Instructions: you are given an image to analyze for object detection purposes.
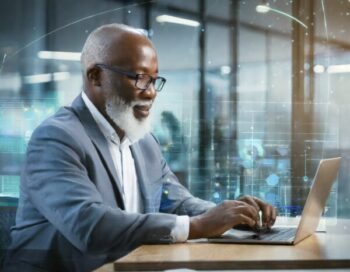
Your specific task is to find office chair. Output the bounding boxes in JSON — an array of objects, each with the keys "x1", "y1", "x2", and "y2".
[{"x1": 0, "y1": 197, "x2": 18, "y2": 267}]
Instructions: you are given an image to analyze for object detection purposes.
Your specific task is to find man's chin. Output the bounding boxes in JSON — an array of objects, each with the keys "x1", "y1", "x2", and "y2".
[{"x1": 105, "y1": 99, "x2": 152, "y2": 142}]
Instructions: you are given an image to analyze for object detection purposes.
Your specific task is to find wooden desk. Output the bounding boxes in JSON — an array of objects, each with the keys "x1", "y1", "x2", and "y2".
[{"x1": 96, "y1": 219, "x2": 350, "y2": 271}]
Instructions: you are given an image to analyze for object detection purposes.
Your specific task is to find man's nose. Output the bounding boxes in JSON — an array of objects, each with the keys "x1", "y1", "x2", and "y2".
[{"x1": 141, "y1": 82, "x2": 157, "y2": 100}]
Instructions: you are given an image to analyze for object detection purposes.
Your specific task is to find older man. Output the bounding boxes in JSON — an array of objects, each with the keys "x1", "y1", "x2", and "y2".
[{"x1": 4, "y1": 24, "x2": 276, "y2": 271}]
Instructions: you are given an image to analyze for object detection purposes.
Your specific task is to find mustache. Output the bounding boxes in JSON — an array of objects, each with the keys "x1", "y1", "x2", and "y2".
[
  {"x1": 130, "y1": 100, "x2": 153, "y2": 107},
  {"x1": 107, "y1": 91, "x2": 153, "y2": 109}
]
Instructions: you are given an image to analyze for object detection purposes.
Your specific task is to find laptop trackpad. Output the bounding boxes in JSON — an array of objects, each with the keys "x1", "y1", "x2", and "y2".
[{"x1": 208, "y1": 227, "x2": 296, "y2": 244}]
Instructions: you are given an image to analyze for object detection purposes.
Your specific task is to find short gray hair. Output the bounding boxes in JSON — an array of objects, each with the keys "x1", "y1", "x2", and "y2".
[{"x1": 80, "y1": 23, "x2": 145, "y2": 77}]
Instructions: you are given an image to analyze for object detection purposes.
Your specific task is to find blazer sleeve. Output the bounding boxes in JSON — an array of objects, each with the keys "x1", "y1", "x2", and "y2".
[{"x1": 24, "y1": 122, "x2": 177, "y2": 256}]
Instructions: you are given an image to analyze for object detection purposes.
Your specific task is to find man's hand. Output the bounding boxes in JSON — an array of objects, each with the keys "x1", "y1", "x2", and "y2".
[
  {"x1": 238, "y1": 195, "x2": 277, "y2": 229},
  {"x1": 188, "y1": 200, "x2": 259, "y2": 239}
]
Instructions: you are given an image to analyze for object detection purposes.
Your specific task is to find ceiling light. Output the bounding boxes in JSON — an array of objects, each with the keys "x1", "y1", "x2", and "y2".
[
  {"x1": 327, "y1": 64, "x2": 350, "y2": 74},
  {"x1": 156, "y1": 15, "x2": 200, "y2": 27},
  {"x1": 23, "y1": 72, "x2": 70, "y2": 84},
  {"x1": 38, "y1": 51, "x2": 81, "y2": 61},
  {"x1": 256, "y1": 5, "x2": 270, "y2": 13}
]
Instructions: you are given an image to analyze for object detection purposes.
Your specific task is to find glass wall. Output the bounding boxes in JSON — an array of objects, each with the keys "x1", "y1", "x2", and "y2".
[{"x1": 0, "y1": 0, "x2": 349, "y2": 221}]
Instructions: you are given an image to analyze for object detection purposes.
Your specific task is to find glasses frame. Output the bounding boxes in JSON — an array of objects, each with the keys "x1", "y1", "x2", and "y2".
[{"x1": 96, "y1": 63, "x2": 166, "y2": 92}]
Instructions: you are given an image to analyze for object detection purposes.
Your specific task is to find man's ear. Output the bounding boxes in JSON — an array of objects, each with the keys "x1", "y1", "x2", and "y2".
[{"x1": 86, "y1": 66, "x2": 101, "y2": 86}]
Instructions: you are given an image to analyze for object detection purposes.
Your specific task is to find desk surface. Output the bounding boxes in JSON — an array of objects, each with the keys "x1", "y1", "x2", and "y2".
[{"x1": 96, "y1": 218, "x2": 350, "y2": 271}]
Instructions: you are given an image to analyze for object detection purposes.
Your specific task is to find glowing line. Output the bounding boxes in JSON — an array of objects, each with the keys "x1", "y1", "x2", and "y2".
[
  {"x1": 256, "y1": 5, "x2": 308, "y2": 29},
  {"x1": 250, "y1": 113, "x2": 255, "y2": 192},
  {"x1": 0, "y1": 53, "x2": 7, "y2": 74},
  {"x1": 268, "y1": 7, "x2": 308, "y2": 29},
  {"x1": 321, "y1": 0, "x2": 329, "y2": 41},
  {"x1": 304, "y1": 150, "x2": 307, "y2": 178},
  {"x1": 320, "y1": 0, "x2": 330, "y2": 160}
]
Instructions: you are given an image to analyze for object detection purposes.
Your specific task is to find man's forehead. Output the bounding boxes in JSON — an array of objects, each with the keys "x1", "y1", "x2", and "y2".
[
  {"x1": 107, "y1": 33, "x2": 156, "y2": 61},
  {"x1": 110, "y1": 47, "x2": 158, "y2": 73}
]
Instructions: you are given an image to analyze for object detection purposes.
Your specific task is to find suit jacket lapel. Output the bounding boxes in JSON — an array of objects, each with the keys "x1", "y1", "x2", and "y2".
[
  {"x1": 130, "y1": 143, "x2": 158, "y2": 213},
  {"x1": 70, "y1": 95, "x2": 125, "y2": 210}
]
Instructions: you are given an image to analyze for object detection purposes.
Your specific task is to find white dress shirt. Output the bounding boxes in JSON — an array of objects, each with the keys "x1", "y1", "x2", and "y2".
[{"x1": 81, "y1": 92, "x2": 189, "y2": 242}]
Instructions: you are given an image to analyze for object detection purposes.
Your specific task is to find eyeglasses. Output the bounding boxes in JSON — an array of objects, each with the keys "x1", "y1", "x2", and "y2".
[{"x1": 96, "y1": 63, "x2": 166, "y2": 92}]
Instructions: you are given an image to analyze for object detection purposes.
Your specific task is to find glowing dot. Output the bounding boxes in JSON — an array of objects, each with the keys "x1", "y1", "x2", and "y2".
[
  {"x1": 266, "y1": 173, "x2": 279, "y2": 186},
  {"x1": 220, "y1": 66, "x2": 231, "y2": 75},
  {"x1": 163, "y1": 190, "x2": 169, "y2": 195},
  {"x1": 303, "y1": 176, "x2": 309, "y2": 182},
  {"x1": 213, "y1": 192, "x2": 220, "y2": 199},
  {"x1": 128, "y1": 10, "x2": 131, "y2": 14}
]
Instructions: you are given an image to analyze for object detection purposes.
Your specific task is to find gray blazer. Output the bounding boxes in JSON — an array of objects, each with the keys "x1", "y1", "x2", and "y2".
[{"x1": 4, "y1": 95, "x2": 215, "y2": 272}]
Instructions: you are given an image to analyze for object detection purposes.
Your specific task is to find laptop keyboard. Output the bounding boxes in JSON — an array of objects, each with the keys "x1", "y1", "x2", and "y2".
[{"x1": 253, "y1": 227, "x2": 297, "y2": 241}]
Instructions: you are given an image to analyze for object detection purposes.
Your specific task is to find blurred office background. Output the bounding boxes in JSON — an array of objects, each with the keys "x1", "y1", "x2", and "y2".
[{"x1": 0, "y1": 0, "x2": 349, "y2": 248}]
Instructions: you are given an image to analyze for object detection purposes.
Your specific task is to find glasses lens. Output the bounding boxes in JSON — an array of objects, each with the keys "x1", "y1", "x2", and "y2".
[
  {"x1": 136, "y1": 74, "x2": 151, "y2": 90},
  {"x1": 136, "y1": 74, "x2": 165, "y2": 92},
  {"x1": 154, "y1": 78, "x2": 165, "y2": 92}
]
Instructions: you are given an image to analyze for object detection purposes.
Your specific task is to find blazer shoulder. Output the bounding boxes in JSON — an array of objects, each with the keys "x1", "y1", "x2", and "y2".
[
  {"x1": 137, "y1": 133, "x2": 161, "y2": 149},
  {"x1": 30, "y1": 106, "x2": 84, "y2": 145},
  {"x1": 140, "y1": 133, "x2": 160, "y2": 144},
  {"x1": 134, "y1": 133, "x2": 163, "y2": 159}
]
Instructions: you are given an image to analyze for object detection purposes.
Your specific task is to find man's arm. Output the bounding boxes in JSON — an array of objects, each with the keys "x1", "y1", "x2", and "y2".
[
  {"x1": 150, "y1": 133, "x2": 277, "y2": 239},
  {"x1": 188, "y1": 196, "x2": 277, "y2": 238},
  {"x1": 24, "y1": 123, "x2": 177, "y2": 256}
]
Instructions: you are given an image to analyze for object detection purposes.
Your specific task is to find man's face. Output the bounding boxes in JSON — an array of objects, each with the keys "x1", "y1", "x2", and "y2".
[
  {"x1": 103, "y1": 44, "x2": 158, "y2": 121},
  {"x1": 101, "y1": 42, "x2": 159, "y2": 141}
]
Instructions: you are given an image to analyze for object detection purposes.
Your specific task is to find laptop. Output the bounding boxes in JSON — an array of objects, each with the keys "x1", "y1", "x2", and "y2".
[{"x1": 208, "y1": 157, "x2": 341, "y2": 245}]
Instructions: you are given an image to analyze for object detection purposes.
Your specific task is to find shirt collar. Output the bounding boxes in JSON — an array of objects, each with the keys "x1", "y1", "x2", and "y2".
[{"x1": 81, "y1": 92, "x2": 132, "y2": 147}]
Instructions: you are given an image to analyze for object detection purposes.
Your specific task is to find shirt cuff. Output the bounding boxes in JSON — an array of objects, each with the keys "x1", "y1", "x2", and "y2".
[{"x1": 170, "y1": 215, "x2": 189, "y2": 243}]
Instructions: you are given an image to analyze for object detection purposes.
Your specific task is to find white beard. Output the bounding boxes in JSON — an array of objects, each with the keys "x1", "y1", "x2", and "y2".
[{"x1": 105, "y1": 93, "x2": 153, "y2": 142}]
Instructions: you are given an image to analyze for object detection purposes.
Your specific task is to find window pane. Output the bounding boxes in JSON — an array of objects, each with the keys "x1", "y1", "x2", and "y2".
[{"x1": 0, "y1": 0, "x2": 349, "y2": 221}]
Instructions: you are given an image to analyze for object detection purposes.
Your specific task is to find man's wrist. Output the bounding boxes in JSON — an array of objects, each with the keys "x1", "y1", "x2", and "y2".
[{"x1": 189, "y1": 216, "x2": 201, "y2": 239}]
